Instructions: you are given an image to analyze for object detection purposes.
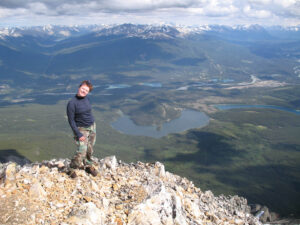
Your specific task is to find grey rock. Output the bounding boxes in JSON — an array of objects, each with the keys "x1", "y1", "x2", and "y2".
[
  {"x1": 67, "y1": 202, "x2": 105, "y2": 225},
  {"x1": 99, "y1": 155, "x2": 118, "y2": 171}
]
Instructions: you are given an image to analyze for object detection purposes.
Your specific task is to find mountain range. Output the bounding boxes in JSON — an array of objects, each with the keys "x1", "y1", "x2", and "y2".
[
  {"x1": 1, "y1": 24, "x2": 299, "y2": 41},
  {"x1": 0, "y1": 23, "x2": 299, "y2": 90}
]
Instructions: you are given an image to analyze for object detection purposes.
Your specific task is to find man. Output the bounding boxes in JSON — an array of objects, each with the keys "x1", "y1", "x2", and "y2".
[{"x1": 66, "y1": 80, "x2": 98, "y2": 177}]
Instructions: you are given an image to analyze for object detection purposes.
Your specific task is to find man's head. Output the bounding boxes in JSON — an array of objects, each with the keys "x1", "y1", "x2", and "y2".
[{"x1": 77, "y1": 80, "x2": 93, "y2": 97}]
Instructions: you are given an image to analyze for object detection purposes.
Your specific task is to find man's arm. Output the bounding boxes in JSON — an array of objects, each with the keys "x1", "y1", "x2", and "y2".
[{"x1": 66, "y1": 101, "x2": 83, "y2": 139}]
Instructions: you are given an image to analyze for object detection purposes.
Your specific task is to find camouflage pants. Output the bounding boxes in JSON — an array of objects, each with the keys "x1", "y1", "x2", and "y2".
[{"x1": 70, "y1": 122, "x2": 96, "y2": 169}]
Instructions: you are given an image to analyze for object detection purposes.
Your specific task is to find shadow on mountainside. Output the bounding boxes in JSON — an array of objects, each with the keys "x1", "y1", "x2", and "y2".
[
  {"x1": 164, "y1": 130, "x2": 300, "y2": 217},
  {"x1": 210, "y1": 164, "x2": 300, "y2": 218},
  {"x1": 0, "y1": 149, "x2": 31, "y2": 166},
  {"x1": 270, "y1": 142, "x2": 300, "y2": 152},
  {"x1": 166, "y1": 130, "x2": 245, "y2": 166}
]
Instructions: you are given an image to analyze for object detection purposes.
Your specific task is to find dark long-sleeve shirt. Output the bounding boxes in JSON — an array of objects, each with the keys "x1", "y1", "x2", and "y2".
[{"x1": 67, "y1": 95, "x2": 95, "y2": 138}]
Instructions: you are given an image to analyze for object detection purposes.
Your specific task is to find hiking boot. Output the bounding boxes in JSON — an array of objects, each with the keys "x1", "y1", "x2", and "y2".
[{"x1": 85, "y1": 166, "x2": 98, "y2": 177}]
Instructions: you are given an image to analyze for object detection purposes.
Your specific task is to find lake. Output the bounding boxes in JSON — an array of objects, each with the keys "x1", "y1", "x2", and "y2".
[
  {"x1": 111, "y1": 109, "x2": 210, "y2": 138},
  {"x1": 215, "y1": 104, "x2": 300, "y2": 115}
]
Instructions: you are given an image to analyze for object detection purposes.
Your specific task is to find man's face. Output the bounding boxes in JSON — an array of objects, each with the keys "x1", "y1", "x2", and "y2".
[{"x1": 77, "y1": 84, "x2": 90, "y2": 97}]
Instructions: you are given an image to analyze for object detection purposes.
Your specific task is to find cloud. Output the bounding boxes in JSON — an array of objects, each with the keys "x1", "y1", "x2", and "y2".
[
  {"x1": 243, "y1": 5, "x2": 272, "y2": 18},
  {"x1": 273, "y1": 0, "x2": 296, "y2": 8},
  {"x1": 0, "y1": 7, "x2": 28, "y2": 19},
  {"x1": 100, "y1": 0, "x2": 194, "y2": 11},
  {"x1": 248, "y1": 0, "x2": 272, "y2": 5},
  {"x1": 202, "y1": 0, "x2": 239, "y2": 17},
  {"x1": 245, "y1": 0, "x2": 300, "y2": 19},
  {"x1": 0, "y1": 0, "x2": 30, "y2": 9},
  {"x1": 28, "y1": 2, "x2": 50, "y2": 15},
  {"x1": 0, "y1": 0, "x2": 299, "y2": 26}
]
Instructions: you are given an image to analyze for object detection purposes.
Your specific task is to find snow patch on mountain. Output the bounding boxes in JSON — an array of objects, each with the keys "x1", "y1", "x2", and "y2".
[{"x1": 0, "y1": 24, "x2": 299, "y2": 40}]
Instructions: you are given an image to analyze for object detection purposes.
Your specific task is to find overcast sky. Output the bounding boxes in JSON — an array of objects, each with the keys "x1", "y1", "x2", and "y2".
[{"x1": 0, "y1": 0, "x2": 299, "y2": 27}]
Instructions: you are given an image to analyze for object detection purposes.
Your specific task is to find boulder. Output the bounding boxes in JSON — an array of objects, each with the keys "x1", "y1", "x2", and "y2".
[{"x1": 67, "y1": 202, "x2": 105, "y2": 225}]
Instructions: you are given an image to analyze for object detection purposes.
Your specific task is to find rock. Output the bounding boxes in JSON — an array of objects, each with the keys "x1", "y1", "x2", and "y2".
[
  {"x1": 128, "y1": 182, "x2": 188, "y2": 225},
  {"x1": 154, "y1": 162, "x2": 165, "y2": 178},
  {"x1": 259, "y1": 206, "x2": 271, "y2": 223},
  {"x1": 184, "y1": 198, "x2": 204, "y2": 219},
  {"x1": 251, "y1": 204, "x2": 262, "y2": 213},
  {"x1": 235, "y1": 218, "x2": 244, "y2": 225},
  {"x1": 115, "y1": 204, "x2": 124, "y2": 210},
  {"x1": 56, "y1": 161, "x2": 65, "y2": 169},
  {"x1": 39, "y1": 165, "x2": 49, "y2": 174},
  {"x1": 270, "y1": 212, "x2": 280, "y2": 221},
  {"x1": 5, "y1": 163, "x2": 17, "y2": 178},
  {"x1": 0, "y1": 156, "x2": 266, "y2": 225},
  {"x1": 29, "y1": 182, "x2": 46, "y2": 200},
  {"x1": 112, "y1": 183, "x2": 119, "y2": 191},
  {"x1": 90, "y1": 180, "x2": 99, "y2": 191},
  {"x1": 4, "y1": 163, "x2": 17, "y2": 187},
  {"x1": 67, "y1": 202, "x2": 105, "y2": 225},
  {"x1": 251, "y1": 204, "x2": 279, "y2": 223},
  {"x1": 100, "y1": 156, "x2": 118, "y2": 171},
  {"x1": 41, "y1": 177, "x2": 54, "y2": 188},
  {"x1": 131, "y1": 210, "x2": 162, "y2": 225}
]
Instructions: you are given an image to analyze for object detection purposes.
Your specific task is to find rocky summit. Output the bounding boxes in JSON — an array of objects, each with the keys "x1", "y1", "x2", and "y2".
[{"x1": 0, "y1": 156, "x2": 262, "y2": 225}]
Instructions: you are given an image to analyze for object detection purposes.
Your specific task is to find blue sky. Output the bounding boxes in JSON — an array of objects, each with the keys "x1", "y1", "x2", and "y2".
[{"x1": 0, "y1": 0, "x2": 299, "y2": 27}]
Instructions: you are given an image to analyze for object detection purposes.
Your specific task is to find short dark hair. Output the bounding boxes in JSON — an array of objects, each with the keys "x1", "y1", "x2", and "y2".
[{"x1": 79, "y1": 80, "x2": 93, "y2": 92}]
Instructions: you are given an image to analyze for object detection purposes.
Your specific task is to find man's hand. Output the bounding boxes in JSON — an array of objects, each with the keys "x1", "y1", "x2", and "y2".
[{"x1": 79, "y1": 136, "x2": 86, "y2": 141}]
